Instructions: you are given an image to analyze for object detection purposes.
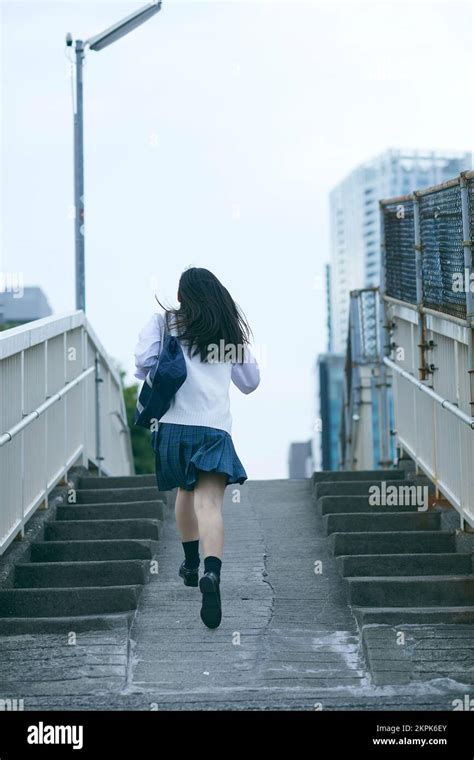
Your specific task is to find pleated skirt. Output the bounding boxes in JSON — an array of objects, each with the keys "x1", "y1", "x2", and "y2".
[{"x1": 153, "y1": 422, "x2": 248, "y2": 492}]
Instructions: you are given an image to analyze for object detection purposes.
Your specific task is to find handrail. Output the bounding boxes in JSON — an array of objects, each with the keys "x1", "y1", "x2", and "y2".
[
  {"x1": 383, "y1": 356, "x2": 474, "y2": 429},
  {"x1": 0, "y1": 311, "x2": 134, "y2": 555},
  {"x1": 0, "y1": 310, "x2": 123, "y2": 387},
  {"x1": 379, "y1": 176, "x2": 461, "y2": 206},
  {"x1": 0, "y1": 365, "x2": 95, "y2": 447}
]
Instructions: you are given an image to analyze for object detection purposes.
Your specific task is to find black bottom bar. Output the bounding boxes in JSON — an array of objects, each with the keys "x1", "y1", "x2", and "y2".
[{"x1": 0, "y1": 710, "x2": 473, "y2": 757}]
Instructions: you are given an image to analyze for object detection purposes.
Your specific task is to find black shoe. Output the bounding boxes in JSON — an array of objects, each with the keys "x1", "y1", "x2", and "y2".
[
  {"x1": 179, "y1": 561, "x2": 199, "y2": 587},
  {"x1": 199, "y1": 571, "x2": 222, "y2": 629}
]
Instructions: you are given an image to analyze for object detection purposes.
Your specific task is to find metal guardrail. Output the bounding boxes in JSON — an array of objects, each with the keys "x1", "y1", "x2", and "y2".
[
  {"x1": 383, "y1": 299, "x2": 474, "y2": 528},
  {"x1": 380, "y1": 170, "x2": 474, "y2": 528},
  {"x1": 0, "y1": 310, "x2": 134, "y2": 554},
  {"x1": 339, "y1": 170, "x2": 474, "y2": 528},
  {"x1": 384, "y1": 356, "x2": 474, "y2": 429},
  {"x1": 381, "y1": 170, "x2": 474, "y2": 322},
  {"x1": 0, "y1": 366, "x2": 95, "y2": 446}
]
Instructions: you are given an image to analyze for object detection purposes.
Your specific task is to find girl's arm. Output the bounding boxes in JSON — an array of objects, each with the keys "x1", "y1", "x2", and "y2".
[
  {"x1": 231, "y1": 345, "x2": 260, "y2": 394},
  {"x1": 133, "y1": 313, "x2": 164, "y2": 380}
]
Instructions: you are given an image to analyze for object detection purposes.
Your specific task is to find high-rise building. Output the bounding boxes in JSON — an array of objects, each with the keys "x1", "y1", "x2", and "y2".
[
  {"x1": 288, "y1": 441, "x2": 312, "y2": 479},
  {"x1": 0, "y1": 287, "x2": 52, "y2": 329},
  {"x1": 314, "y1": 353, "x2": 345, "y2": 471},
  {"x1": 329, "y1": 149, "x2": 471, "y2": 353}
]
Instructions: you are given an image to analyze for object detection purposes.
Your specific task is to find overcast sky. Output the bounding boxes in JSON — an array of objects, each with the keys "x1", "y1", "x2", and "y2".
[{"x1": 2, "y1": 1, "x2": 472, "y2": 478}]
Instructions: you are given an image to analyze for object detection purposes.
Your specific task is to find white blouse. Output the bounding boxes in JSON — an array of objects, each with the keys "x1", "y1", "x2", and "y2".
[{"x1": 134, "y1": 312, "x2": 260, "y2": 434}]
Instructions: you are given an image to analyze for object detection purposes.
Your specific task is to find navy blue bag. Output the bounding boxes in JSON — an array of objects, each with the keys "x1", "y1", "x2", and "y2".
[{"x1": 134, "y1": 315, "x2": 187, "y2": 430}]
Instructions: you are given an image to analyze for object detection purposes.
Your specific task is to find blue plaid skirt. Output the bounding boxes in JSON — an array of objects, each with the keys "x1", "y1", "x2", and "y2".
[{"x1": 153, "y1": 423, "x2": 248, "y2": 492}]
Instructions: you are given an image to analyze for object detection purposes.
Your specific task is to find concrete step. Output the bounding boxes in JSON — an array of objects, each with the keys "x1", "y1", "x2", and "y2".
[
  {"x1": 329, "y1": 530, "x2": 455, "y2": 556},
  {"x1": 337, "y1": 553, "x2": 473, "y2": 577},
  {"x1": 318, "y1": 495, "x2": 420, "y2": 515},
  {"x1": 346, "y1": 575, "x2": 474, "y2": 607},
  {"x1": 362, "y1": 623, "x2": 474, "y2": 686},
  {"x1": 45, "y1": 519, "x2": 162, "y2": 542},
  {"x1": 75, "y1": 487, "x2": 163, "y2": 504},
  {"x1": 313, "y1": 479, "x2": 415, "y2": 500},
  {"x1": 0, "y1": 586, "x2": 141, "y2": 617},
  {"x1": 323, "y1": 511, "x2": 440, "y2": 535},
  {"x1": 354, "y1": 606, "x2": 474, "y2": 626},
  {"x1": 56, "y1": 500, "x2": 164, "y2": 521},
  {"x1": 312, "y1": 470, "x2": 405, "y2": 485},
  {"x1": 0, "y1": 613, "x2": 133, "y2": 635},
  {"x1": 31, "y1": 539, "x2": 159, "y2": 562},
  {"x1": 14, "y1": 560, "x2": 152, "y2": 588},
  {"x1": 79, "y1": 475, "x2": 156, "y2": 490}
]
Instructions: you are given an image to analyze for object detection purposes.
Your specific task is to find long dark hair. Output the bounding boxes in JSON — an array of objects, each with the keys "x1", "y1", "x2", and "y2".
[{"x1": 156, "y1": 268, "x2": 251, "y2": 362}]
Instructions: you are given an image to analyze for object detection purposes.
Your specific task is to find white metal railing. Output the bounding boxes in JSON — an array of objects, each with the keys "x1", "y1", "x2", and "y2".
[
  {"x1": 384, "y1": 298, "x2": 474, "y2": 528},
  {"x1": 0, "y1": 310, "x2": 134, "y2": 554}
]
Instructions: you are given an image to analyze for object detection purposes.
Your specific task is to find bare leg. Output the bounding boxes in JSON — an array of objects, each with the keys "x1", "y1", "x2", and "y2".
[
  {"x1": 175, "y1": 487, "x2": 199, "y2": 542},
  {"x1": 193, "y1": 472, "x2": 226, "y2": 559}
]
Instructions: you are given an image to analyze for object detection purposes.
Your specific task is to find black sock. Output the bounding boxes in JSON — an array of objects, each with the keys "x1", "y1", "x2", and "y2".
[
  {"x1": 182, "y1": 540, "x2": 200, "y2": 570},
  {"x1": 204, "y1": 556, "x2": 222, "y2": 578}
]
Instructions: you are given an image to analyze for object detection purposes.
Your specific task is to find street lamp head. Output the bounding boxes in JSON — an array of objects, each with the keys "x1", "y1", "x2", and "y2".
[
  {"x1": 86, "y1": 1, "x2": 162, "y2": 52},
  {"x1": 65, "y1": 32, "x2": 73, "y2": 47}
]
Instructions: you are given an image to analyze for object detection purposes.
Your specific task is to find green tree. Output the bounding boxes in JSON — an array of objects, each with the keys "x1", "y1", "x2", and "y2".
[{"x1": 122, "y1": 381, "x2": 155, "y2": 474}]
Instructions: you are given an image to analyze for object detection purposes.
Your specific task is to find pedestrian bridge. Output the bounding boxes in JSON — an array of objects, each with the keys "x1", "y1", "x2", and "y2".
[{"x1": 0, "y1": 172, "x2": 473, "y2": 708}]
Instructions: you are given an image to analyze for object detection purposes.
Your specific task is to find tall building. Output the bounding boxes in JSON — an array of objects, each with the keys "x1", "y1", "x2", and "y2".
[
  {"x1": 314, "y1": 353, "x2": 345, "y2": 471},
  {"x1": 329, "y1": 149, "x2": 471, "y2": 353},
  {"x1": 288, "y1": 441, "x2": 312, "y2": 479},
  {"x1": 0, "y1": 287, "x2": 52, "y2": 329}
]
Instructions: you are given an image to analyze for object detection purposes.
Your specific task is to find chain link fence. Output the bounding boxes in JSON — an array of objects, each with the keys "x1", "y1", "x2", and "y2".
[
  {"x1": 382, "y1": 172, "x2": 474, "y2": 320},
  {"x1": 382, "y1": 199, "x2": 416, "y2": 304}
]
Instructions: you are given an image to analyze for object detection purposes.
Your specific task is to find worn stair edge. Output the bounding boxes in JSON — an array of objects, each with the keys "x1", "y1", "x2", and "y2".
[
  {"x1": 323, "y1": 511, "x2": 440, "y2": 535},
  {"x1": 361, "y1": 624, "x2": 474, "y2": 687},
  {"x1": 354, "y1": 606, "x2": 474, "y2": 626},
  {"x1": 31, "y1": 539, "x2": 160, "y2": 562},
  {"x1": 337, "y1": 553, "x2": 473, "y2": 577},
  {"x1": 45, "y1": 519, "x2": 163, "y2": 541},
  {"x1": 313, "y1": 479, "x2": 415, "y2": 500},
  {"x1": 329, "y1": 531, "x2": 456, "y2": 556},
  {"x1": 75, "y1": 488, "x2": 164, "y2": 504},
  {"x1": 56, "y1": 501, "x2": 164, "y2": 521},
  {"x1": 361, "y1": 625, "x2": 412, "y2": 687},
  {"x1": 78, "y1": 475, "x2": 157, "y2": 490},
  {"x1": 0, "y1": 612, "x2": 134, "y2": 635},
  {"x1": 346, "y1": 575, "x2": 474, "y2": 607},
  {"x1": 14, "y1": 560, "x2": 153, "y2": 588},
  {"x1": 318, "y1": 495, "x2": 420, "y2": 515},
  {"x1": 0, "y1": 585, "x2": 143, "y2": 617},
  {"x1": 312, "y1": 470, "x2": 406, "y2": 485}
]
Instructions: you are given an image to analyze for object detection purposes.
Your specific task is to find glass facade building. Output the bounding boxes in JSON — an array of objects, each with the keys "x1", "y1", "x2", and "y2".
[
  {"x1": 329, "y1": 149, "x2": 471, "y2": 353},
  {"x1": 314, "y1": 353, "x2": 345, "y2": 471}
]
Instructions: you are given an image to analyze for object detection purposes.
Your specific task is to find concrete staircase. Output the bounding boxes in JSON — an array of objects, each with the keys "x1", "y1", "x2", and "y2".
[
  {"x1": 0, "y1": 474, "x2": 165, "y2": 630},
  {"x1": 312, "y1": 469, "x2": 474, "y2": 626}
]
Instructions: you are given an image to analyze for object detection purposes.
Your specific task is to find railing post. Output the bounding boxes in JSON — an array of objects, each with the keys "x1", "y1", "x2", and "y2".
[
  {"x1": 378, "y1": 201, "x2": 388, "y2": 359},
  {"x1": 413, "y1": 192, "x2": 427, "y2": 381},
  {"x1": 460, "y1": 172, "x2": 474, "y2": 417},
  {"x1": 63, "y1": 332, "x2": 68, "y2": 485},
  {"x1": 43, "y1": 340, "x2": 49, "y2": 508},
  {"x1": 80, "y1": 326, "x2": 87, "y2": 468},
  {"x1": 379, "y1": 202, "x2": 394, "y2": 466},
  {"x1": 94, "y1": 352, "x2": 104, "y2": 476},
  {"x1": 19, "y1": 350, "x2": 25, "y2": 538}
]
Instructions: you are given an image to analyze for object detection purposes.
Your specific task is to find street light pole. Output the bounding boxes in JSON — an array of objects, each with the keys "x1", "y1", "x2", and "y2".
[
  {"x1": 74, "y1": 40, "x2": 85, "y2": 313},
  {"x1": 67, "y1": 1, "x2": 162, "y2": 314}
]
